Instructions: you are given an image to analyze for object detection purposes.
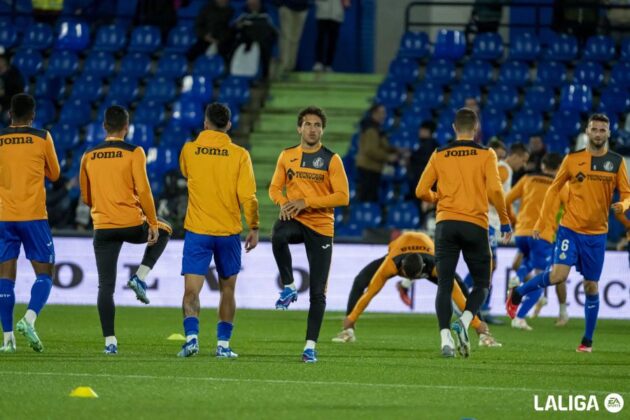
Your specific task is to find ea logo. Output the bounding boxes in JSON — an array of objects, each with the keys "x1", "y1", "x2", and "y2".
[
  {"x1": 313, "y1": 157, "x2": 324, "y2": 169},
  {"x1": 604, "y1": 393, "x2": 624, "y2": 413},
  {"x1": 603, "y1": 161, "x2": 614, "y2": 172}
]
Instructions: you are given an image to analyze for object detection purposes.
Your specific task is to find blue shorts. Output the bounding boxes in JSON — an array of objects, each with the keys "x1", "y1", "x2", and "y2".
[
  {"x1": 553, "y1": 226, "x2": 607, "y2": 281},
  {"x1": 0, "y1": 220, "x2": 55, "y2": 264},
  {"x1": 181, "y1": 231, "x2": 241, "y2": 278},
  {"x1": 515, "y1": 235, "x2": 531, "y2": 257},
  {"x1": 529, "y1": 237, "x2": 553, "y2": 271}
]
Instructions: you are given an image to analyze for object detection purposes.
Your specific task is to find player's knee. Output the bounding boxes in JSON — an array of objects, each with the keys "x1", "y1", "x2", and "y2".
[
  {"x1": 583, "y1": 281, "x2": 598, "y2": 295},
  {"x1": 549, "y1": 270, "x2": 568, "y2": 284}
]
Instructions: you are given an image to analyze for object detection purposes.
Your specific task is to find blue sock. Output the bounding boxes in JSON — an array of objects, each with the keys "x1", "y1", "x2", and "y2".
[
  {"x1": 517, "y1": 288, "x2": 543, "y2": 318},
  {"x1": 481, "y1": 285, "x2": 492, "y2": 312},
  {"x1": 217, "y1": 321, "x2": 233, "y2": 341},
  {"x1": 0, "y1": 279, "x2": 15, "y2": 333},
  {"x1": 516, "y1": 271, "x2": 551, "y2": 297},
  {"x1": 584, "y1": 294, "x2": 599, "y2": 342},
  {"x1": 463, "y1": 273, "x2": 473, "y2": 289},
  {"x1": 27, "y1": 274, "x2": 53, "y2": 315},
  {"x1": 516, "y1": 261, "x2": 532, "y2": 283},
  {"x1": 183, "y1": 316, "x2": 199, "y2": 338}
]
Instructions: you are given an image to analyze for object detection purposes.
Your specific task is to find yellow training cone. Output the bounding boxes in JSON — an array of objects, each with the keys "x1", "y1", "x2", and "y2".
[
  {"x1": 167, "y1": 333, "x2": 186, "y2": 341},
  {"x1": 69, "y1": 387, "x2": 98, "y2": 398}
]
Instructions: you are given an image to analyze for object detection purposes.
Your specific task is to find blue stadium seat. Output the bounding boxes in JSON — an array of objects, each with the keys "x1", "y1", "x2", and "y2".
[
  {"x1": 375, "y1": 79, "x2": 407, "y2": 109},
  {"x1": 497, "y1": 61, "x2": 530, "y2": 87},
  {"x1": 481, "y1": 107, "x2": 507, "y2": 138},
  {"x1": 349, "y1": 203, "x2": 382, "y2": 228},
  {"x1": 11, "y1": 50, "x2": 41, "y2": 79},
  {"x1": 461, "y1": 59, "x2": 494, "y2": 85},
  {"x1": 472, "y1": 32, "x2": 504, "y2": 61},
  {"x1": 59, "y1": 99, "x2": 91, "y2": 126},
  {"x1": 549, "y1": 109, "x2": 581, "y2": 137},
  {"x1": 399, "y1": 105, "x2": 432, "y2": 135},
  {"x1": 50, "y1": 123, "x2": 80, "y2": 152},
  {"x1": 412, "y1": 82, "x2": 443, "y2": 109},
  {"x1": 165, "y1": 25, "x2": 196, "y2": 53},
  {"x1": 536, "y1": 61, "x2": 566, "y2": 88},
  {"x1": 193, "y1": 54, "x2": 226, "y2": 79},
  {"x1": 180, "y1": 74, "x2": 214, "y2": 102},
  {"x1": 599, "y1": 86, "x2": 630, "y2": 114},
  {"x1": 511, "y1": 109, "x2": 543, "y2": 136},
  {"x1": 386, "y1": 201, "x2": 420, "y2": 229},
  {"x1": 155, "y1": 53, "x2": 188, "y2": 79},
  {"x1": 435, "y1": 126, "x2": 454, "y2": 145},
  {"x1": 120, "y1": 53, "x2": 152, "y2": 79},
  {"x1": 93, "y1": 24, "x2": 127, "y2": 52},
  {"x1": 559, "y1": 84, "x2": 592, "y2": 113},
  {"x1": 32, "y1": 99, "x2": 56, "y2": 128},
  {"x1": 230, "y1": 106, "x2": 241, "y2": 130},
  {"x1": 544, "y1": 131, "x2": 570, "y2": 154},
  {"x1": 509, "y1": 32, "x2": 541, "y2": 61},
  {"x1": 45, "y1": 50, "x2": 79, "y2": 78},
  {"x1": 448, "y1": 83, "x2": 481, "y2": 109},
  {"x1": 543, "y1": 33, "x2": 578, "y2": 61},
  {"x1": 128, "y1": 25, "x2": 161, "y2": 53},
  {"x1": 108, "y1": 75, "x2": 139, "y2": 103},
  {"x1": 21, "y1": 23, "x2": 54, "y2": 50},
  {"x1": 487, "y1": 85, "x2": 519, "y2": 110},
  {"x1": 33, "y1": 77, "x2": 65, "y2": 99},
  {"x1": 433, "y1": 29, "x2": 466, "y2": 61},
  {"x1": 98, "y1": 95, "x2": 132, "y2": 115},
  {"x1": 503, "y1": 132, "x2": 527, "y2": 146},
  {"x1": 160, "y1": 121, "x2": 191, "y2": 148},
  {"x1": 218, "y1": 77, "x2": 251, "y2": 106},
  {"x1": 424, "y1": 59, "x2": 456, "y2": 86},
  {"x1": 133, "y1": 101, "x2": 165, "y2": 126},
  {"x1": 573, "y1": 61, "x2": 604, "y2": 87},
  {"x1": 85, "y1": 122, "x2": 107, "y2": 147},
  {"x1": 388, "y1": 57, "x2": 419, "y2": 85},
  {"x1": 0, "y1": 22, "x2": 17, "y2": 48},
  {"x1": 144, "y1": 76, "x2": 177, "y2": 103},
  {"x1": 69, "y1": 74, "x2": 104, "y2": 103},
  {"x1": 398, "y1": 31, "x2": 430, "y2": 59},
  {"x1": 171, "y1": 99, "x2": 204, "y2": 130},
  {"x1": 611, "y1": 62, "x2": 630, "y2": 88},
  {"x1": 83, "y1": 51, "x2": 116, "y2": 78},
  {"x1": 54, "y1": 19, "x2": 90, "y2": 51},
  {"x1": 177, "y1": 0, "x2": 207, "y2": 20},
  {"x1": 583, "y1": 35, "x2": 615, "y2": 62},
  {"x1": 523, "y1": 85, "x2": 556, "y2": 112},
  {"x1": 621, "y1": 37, "x2": 630, "y2": 62},
  {"x1": 127, "y1": 123, "x2": 154, "y2": 149}
]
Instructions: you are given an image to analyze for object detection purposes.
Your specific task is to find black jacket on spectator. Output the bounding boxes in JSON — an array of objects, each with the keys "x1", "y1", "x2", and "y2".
[
  {"x1": 0, "y1": 65, "x2": 25, "y2": 113},
  {"x1": 274, "y1": 0, "x2": 311, "y2": 12}
]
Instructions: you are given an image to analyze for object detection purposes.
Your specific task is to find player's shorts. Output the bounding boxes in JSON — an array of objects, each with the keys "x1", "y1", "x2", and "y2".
[
  {"x1": 181, "y1": 231, "x2": 241, "y2": 278},
  {"x1": 529, "y1": 237, "x2": 553, "y2": 271},
  {"x1": 514, "y1": 235, "x2": 531, "y2": 257},
  {"x1": 553, "y1": 226, "x2": 607, "y2": 281},
  {"x1": 0, "y1": 220, "x2": 55, "y2": 264}
]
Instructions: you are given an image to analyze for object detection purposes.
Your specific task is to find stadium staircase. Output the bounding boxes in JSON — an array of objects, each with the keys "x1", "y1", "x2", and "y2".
[{"x1": 250, "y1": 72, "x2": 382, "y2": 236}]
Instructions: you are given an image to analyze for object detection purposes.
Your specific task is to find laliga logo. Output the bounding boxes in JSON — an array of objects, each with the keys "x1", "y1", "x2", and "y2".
[{"x1": 534, "y1": 393, "x2": 624, "y2": 413}]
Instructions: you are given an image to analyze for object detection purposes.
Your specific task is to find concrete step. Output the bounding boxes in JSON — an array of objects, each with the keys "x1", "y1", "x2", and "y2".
[{"x1": 286, "y1": 72, "x2": 384, "y2": 84}]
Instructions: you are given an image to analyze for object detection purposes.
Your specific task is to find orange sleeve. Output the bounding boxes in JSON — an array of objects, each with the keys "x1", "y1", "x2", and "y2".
[
  {"x1": 616, "y1": 158, "x2": 630, "y2": 212},
  {"x1": 534, "y1": 157, "x2": 571, "y2": 233},
  {"x1": 486, "y1": 151, "x2": 510, "y2": 225},
  {"x1": 415, "y1": 152, "x2": 438, "y2": 203},
  {"x1": 505, "y1": 176, "x2": 525, "y2": 224},
  {"x1": 269, "y1": 151, "x2": 288, "y2": 206},
  {"x1": 347, "y1": 257, "x2": 398, "y2": 323},
  {"x1": 498, "y1": 165, "x2": 509, "y2": 184},
  {"x1": 131, "y1": 147, "x2": 158, "y2": 227},
  {"x1": 304, "y1": 154, "x2": 349, "y2": 208},
  {"x1": 79, "y1": 152, "x2": 91, "y2": 206},
  {"x1": 44, "y1": 132, "x2": 60, "y2": 182},
  {"x1": 237, "y1": 150, "x2": 259, "y2": 230}
]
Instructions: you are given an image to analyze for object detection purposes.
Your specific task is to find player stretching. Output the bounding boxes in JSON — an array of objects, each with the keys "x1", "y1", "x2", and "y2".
[
  {"x1": 506, "y1": 114, "x2": 630, "y2": 352},
  {"x1": 332, "y1": 232, "x2": 501, "y2": 347},
  {"x1": 416, "y1": 108, "x2": 511, "y2": 358},
  {"x1": 178, "y1": 103, "x2": 259, "y2": 359},
  {"x1": 80, "y1": 106, "x2": 172, "y2": 354},
  {"x1": 0, "y1": 94, "x2": 60, "y2": 353},
  {"x1": 505, "y1": 152, "x2": 569, "y2": 329},
  {"x1": 269, "y1": 106, "x2": 349, "y2": 363}
]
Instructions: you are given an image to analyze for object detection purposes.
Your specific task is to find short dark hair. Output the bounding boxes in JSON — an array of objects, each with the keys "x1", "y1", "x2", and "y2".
[
  {"x1": 509, "y1": 143, "x2": 529, "y2": 156},
  {"x1": 205, "y1": 102, "x2": 231, "y2": 129},
  {"x1": 104, "y1": 105, "x2": 129, "y2": 133},
  {"x1": 488, "y1": 139, "x2": 507, "y2": 152},
  {"x1": 401, "y1": 254, "x2": 424, "y2": 279},
  {"x1": 454, "y1": 108, "x2": 478, "y2": 132},
  {"x1": 420, "y1": 120, "x2": 436, "y2": 132},
  {"x1": 541, "y1": 152, "x2": 563, "y2": 170},
  {"x1": 297, "y1": 106, "x2": 327, "y2": 128},
  {"x1": 10, "y1": 93, "x2": 35, "y2": 122},
  {"x1": 588, "y1": 113, "x2": 609, "y2": 125}
]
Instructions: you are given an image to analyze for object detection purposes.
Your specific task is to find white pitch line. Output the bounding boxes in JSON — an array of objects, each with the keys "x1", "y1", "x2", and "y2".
[{"x1": 0, "y1": 371, "x2": 625, "y2": 395}]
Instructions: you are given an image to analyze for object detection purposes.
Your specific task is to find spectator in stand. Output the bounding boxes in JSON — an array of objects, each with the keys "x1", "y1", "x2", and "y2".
[
  {"x1": 355, "y1": 104, "x2": 399, "y2": 202},
  {"x1": 612, "y1": 114, "x2": 630, "y2": 155},
  {"x1": 46, "y1": 176, "x2": 79, "y2": 229},
  {"x1": 187, "y1": 0, "x2": 235, "y2": 62},
  {"x1": 407, "y1": 121, "x2": 437, "y2": 200},
  {"x1": 464, "y1": 97, "x2": 483, "y2": 144},
  {"x1": 525, "y1": 134, "x2": 546, "y2": 173},
  {"x1": 135, "y1": 0, "x2": 177, "y2": 40},
  {"x1": 0, "y1": 53, "x2": 25, "y2": 118},
  {"x1": 552, "y1": 0, "x2": 601, "y2": 45},
  {"x1": 232, "y1": 0, "x2": 279, "y2": 80},
  {"x1": 465, "y1": 0, "x2": 503, "y2": 41},
  {"x1": 606, "y1": 0, "x2": 630, "y2": 42},
  {"x1": 275, "y1": 0, "x2": 310, "y2": 78},
  {"x1": 313, "y1": 0, "x2": 350, "y2": 72}
]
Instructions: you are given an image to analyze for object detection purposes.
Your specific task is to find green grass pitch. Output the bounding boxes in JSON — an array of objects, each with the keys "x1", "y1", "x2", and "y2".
[{"x1": 1, "y1": 304, "x2": 628, "y2": 419}]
